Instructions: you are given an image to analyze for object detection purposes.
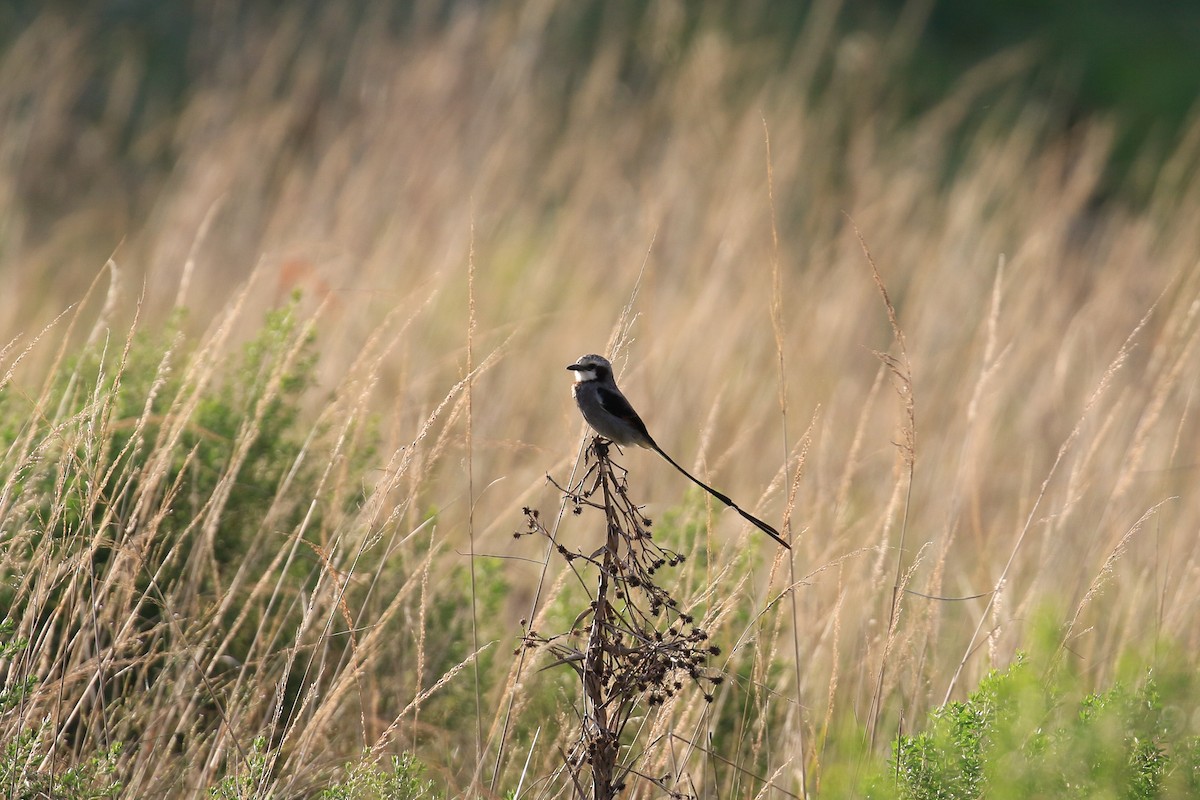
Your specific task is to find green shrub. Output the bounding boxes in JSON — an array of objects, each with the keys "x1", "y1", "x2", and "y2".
[
  {"x1": 0, "y1": 301, "x2": 335, "y2": 759},
  {"x1": 870, "y1": 646, "x2": 1200, "y2": 800},
  {"x1": 320, "y1": 752, "x2": 439, "y2": 800},
  {"x1": 0, "y1": 302, "x2": 318, "y2": 622},
  {"x1": 0, "y1": 724, "x2": 123, "y2": 800},
  {"x1": 208, "y1": 737, "x2": 272, "y2": 800}
]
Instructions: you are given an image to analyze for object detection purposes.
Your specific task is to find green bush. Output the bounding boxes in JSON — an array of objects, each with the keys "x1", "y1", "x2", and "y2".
[
  {"x1": 0, "y1": 302, "x2": 318, "y2": 621},
  {"x1": 869, "y1": 646, "x2": 1200, "y2": 799},
  {"x1": 320, "y1": 752, "x2": 439, "y2": 800},
  {"x1": 0, "y1": 624, "x2": 122, "y2": 799},
  {"x1": 0, "y1": 301, "x2": 334, "y2": 760},
  {"x1": 0, "y1": 726, "x2": 123, "y2": 800}
]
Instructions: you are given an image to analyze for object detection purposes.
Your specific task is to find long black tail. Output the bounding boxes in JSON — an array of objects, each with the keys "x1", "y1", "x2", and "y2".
[{"x1": 649, "y1": 443, "x2": 790, "y2": 550}]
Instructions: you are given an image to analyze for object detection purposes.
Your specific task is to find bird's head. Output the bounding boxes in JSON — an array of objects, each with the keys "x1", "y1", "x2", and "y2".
[{"x1": 566, "y1": 353, "x2": 612, "y2": 383}]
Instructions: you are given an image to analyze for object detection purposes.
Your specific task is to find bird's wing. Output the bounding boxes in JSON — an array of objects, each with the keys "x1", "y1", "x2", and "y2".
[{"x1": 595, "y1": 384, "x2": 652, "y2": 439}]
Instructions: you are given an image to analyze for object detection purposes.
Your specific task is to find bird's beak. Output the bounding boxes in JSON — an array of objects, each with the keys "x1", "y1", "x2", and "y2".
[{"x1": 566, "y1": 364, "x2": 582, "y2": 371}]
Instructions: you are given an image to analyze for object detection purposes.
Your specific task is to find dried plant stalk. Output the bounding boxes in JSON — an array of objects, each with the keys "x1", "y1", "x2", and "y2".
[{"x1": 521, "y1": 439, "x2": 722, "y2": 800}]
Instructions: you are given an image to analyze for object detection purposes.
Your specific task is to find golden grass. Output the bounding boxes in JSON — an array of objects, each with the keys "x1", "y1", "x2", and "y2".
[{"x1": 2, "y1": 2, "x2": 1200, "y2": 797}]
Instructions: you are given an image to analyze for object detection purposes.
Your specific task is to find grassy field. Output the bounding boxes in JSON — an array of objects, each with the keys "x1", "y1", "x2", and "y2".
[{"x1": 2, "y1": 3, "x2": 1199, "y2": 798}]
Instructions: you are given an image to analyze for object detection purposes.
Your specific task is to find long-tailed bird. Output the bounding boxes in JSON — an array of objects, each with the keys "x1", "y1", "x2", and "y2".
[{"x1": 567, "y1": 353, "x2": 789, "y2": 549}]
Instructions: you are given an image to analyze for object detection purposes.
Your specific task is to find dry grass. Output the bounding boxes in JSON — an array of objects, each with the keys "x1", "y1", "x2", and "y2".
[{"x1": 2, "y1": 2, "x2": 1200, "y2": 797}]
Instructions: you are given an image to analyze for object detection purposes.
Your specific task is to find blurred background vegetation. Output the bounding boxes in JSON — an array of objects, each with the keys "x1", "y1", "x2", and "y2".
[
  {"x1": 2, "y1": 0, "x2": 1198, "y2": 213},
  {"x1": 2, "y1": 1, "x2": 1199, "y2": 797}
]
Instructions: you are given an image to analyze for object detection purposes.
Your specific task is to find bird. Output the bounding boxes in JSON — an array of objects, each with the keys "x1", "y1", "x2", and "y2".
[{"x1": 566, "y1": 353, "x2": 789, "y2": 549}]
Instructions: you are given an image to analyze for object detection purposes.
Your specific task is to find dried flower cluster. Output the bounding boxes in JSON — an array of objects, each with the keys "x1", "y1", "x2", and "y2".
[{"x1": 518, "y1": 439, "x2": 721, "y2": 799}]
